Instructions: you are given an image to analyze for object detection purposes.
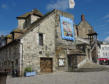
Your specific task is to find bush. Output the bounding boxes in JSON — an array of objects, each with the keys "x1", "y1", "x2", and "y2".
[{"x1": 25, "y1": 67, "x2": 32, "y2": 72}]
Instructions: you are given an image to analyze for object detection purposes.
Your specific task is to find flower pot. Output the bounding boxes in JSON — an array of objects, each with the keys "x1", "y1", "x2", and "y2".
[{"x1": 25, "y1": 71, "x2": 36, "y2": 77}]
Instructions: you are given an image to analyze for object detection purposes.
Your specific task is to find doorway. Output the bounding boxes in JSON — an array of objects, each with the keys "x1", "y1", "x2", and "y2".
[
  {"x1": 40, "y1": 58, "x2": 53, "y2": 72},
  {"x1": 67, "y1": 55, "x2": 77, "y2": 71}
]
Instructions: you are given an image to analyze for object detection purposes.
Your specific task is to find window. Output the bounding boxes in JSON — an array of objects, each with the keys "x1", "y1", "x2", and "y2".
[{"x1": 39, "y1": 33, "x2": 43, "y2": 46}]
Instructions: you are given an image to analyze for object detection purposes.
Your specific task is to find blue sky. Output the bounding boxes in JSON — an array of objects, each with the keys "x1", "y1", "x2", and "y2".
[{"x1": 0, "y1": 0, "x2": 109, "y2": 41}]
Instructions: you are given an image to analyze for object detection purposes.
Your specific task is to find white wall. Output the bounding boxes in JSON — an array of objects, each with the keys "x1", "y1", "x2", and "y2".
[{"x1": 99, "y1": 44, "x2": 109, "y2": 58}]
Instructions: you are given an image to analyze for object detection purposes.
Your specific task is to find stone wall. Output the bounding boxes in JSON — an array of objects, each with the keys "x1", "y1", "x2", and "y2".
[
  {"x1": 31, "y1": 15, "x2": 40, "y2": 24},
  {"x1": 77, "y1": 55, "x2": 86, "y2": 64},
  {"x1": 77, "y1": 21, "x2": 93, "y2": 39},
  {"x1": 20, "y1": 12, "x2": 56, "y2": 72},
  {"x1": 0, "y1": 42, "x2": 20, "y2": 73},
  {"x1": 18, "y1": 19, "x2": 25, "y2": 29},
  {"x1": 54, "y1": 10, "x2": 78, "y2": 71}
]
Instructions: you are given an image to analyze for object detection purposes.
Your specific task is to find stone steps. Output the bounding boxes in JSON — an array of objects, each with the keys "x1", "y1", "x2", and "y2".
[{"x1": 76, "y1": 61, "x2": 109, "y2": 72}]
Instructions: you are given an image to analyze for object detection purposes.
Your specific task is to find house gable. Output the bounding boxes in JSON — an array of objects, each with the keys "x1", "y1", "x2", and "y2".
[{"x1": 76, "y1": 14, "x2": 95, "y2": 39}]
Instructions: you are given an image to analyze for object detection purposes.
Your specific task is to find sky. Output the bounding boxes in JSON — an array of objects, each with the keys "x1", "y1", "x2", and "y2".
[{"x1": 0, "y1": 0, "x2": 109, "y2": 41}]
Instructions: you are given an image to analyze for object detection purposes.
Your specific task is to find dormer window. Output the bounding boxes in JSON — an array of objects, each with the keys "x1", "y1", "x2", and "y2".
[
  {"x1": 17, "y1": 9, "x2": 43, "y2": 29},
  {"x1": 23, "y1": 16, "x2": 31, "y2": 28}
]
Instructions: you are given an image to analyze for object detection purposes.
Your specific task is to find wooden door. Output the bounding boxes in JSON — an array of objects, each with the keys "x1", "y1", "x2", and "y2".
[{"x1": 40, "y1": 58, "x2": 53, "y2": 72}]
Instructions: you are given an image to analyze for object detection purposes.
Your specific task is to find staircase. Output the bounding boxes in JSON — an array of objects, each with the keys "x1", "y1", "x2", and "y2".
[
  {"x1": 76, "y1": 36, "x2": 98, "y2": 68},
  {"x1": 76, "y1": 61, "x2": 109, "y2": 72}
]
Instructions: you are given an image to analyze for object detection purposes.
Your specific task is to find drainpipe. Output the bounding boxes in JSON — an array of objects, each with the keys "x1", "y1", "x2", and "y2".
[
  {"x1": 20, "y1": 42, "x2": 23, "y2": 76},
  {"x1": 17, "y1": 39, "x2": 23, "y2": 76}
]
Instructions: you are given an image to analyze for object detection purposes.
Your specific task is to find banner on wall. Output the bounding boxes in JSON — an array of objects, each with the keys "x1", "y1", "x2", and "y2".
[{"x1": 60, "y1": 16, "x2": 74, "y2": 40}]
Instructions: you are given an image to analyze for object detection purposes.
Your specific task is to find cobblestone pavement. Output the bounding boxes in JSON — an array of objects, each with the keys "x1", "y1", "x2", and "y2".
[{"x1": 6, "y1": 70, "x2": 109, "y2": 84}]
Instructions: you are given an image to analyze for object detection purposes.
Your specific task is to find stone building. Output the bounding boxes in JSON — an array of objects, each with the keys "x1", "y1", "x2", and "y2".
[
  {"x1": 0, "y1": 9, "x2": 97, "y2": 76},
  {"x1": 75, "y1": 14, "x2": 98, "y2": 63}
]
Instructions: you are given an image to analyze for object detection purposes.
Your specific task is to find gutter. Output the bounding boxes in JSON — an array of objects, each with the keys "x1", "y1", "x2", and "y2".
[{"x1": 16, "y1": 39, "x2": 23, "y2": 76}]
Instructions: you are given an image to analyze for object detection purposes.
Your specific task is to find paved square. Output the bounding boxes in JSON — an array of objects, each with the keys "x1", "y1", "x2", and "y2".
[{"x1": 7, "y1": 70, "x2": 109, "y2": 84}]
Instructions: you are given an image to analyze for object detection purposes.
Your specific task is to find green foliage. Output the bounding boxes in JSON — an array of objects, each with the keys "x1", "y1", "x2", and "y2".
[{"x1": 24, "y1": 67, "x2": 32, "y2": 72}]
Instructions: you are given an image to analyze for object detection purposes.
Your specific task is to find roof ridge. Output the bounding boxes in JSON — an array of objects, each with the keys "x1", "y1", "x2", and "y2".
[{"x1": 17, "y1": 9, "x2": 43, "y2": 19}]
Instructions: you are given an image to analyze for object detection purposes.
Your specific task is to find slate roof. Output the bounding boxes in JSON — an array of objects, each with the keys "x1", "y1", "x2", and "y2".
[{"x1": 17, "y1": 9, "x2": 43, "y2": 19}]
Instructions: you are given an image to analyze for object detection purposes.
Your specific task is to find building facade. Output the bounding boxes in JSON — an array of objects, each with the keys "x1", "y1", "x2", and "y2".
[
  {"x1": 98, "y1": 42, "x2": 109, "y2": 64},
  {"x1": 0, "y1": 9, "x2": 97, "y2": 76}
]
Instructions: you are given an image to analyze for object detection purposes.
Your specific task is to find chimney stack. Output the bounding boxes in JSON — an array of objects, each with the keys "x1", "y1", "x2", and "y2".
[{"x1": 81, "y1": 14, "x2": 85, "y2": 21}]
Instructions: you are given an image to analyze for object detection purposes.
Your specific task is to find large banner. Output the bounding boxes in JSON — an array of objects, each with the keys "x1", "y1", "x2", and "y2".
[{"x1": 60, "y1": 16, "x2": 74, "y2": 40}]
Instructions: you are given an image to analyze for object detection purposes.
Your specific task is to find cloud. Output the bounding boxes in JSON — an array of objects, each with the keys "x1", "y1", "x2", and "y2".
[
  {"x1": 106, "y1": 19, "x2": 109, "y2": 22},
  {"x1": 46, "y1": 0, "x2": 69, "y2": 10},
  {"x1": 1, "y1": 4, "x2": 8, "y2": 9},
  {"x1": 102, "y1": 14, "x2": 109, "y2": 23},
  {"x1": 104, "y1": 36, "x2": 109, "y2": 42},
  {"x1": 103, "y1": 14, "x2": 109, "y2": 19}
]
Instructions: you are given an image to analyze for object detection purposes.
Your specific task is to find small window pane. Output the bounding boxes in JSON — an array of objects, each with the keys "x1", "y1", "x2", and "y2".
[{"x1": 39, "y1": 33, "x2": 43, "y2": 46}]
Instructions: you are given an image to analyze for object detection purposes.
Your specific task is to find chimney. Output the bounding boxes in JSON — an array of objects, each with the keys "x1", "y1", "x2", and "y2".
[{"x1": 81, "y1": 14, "x2": 85, "y2": 21}]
